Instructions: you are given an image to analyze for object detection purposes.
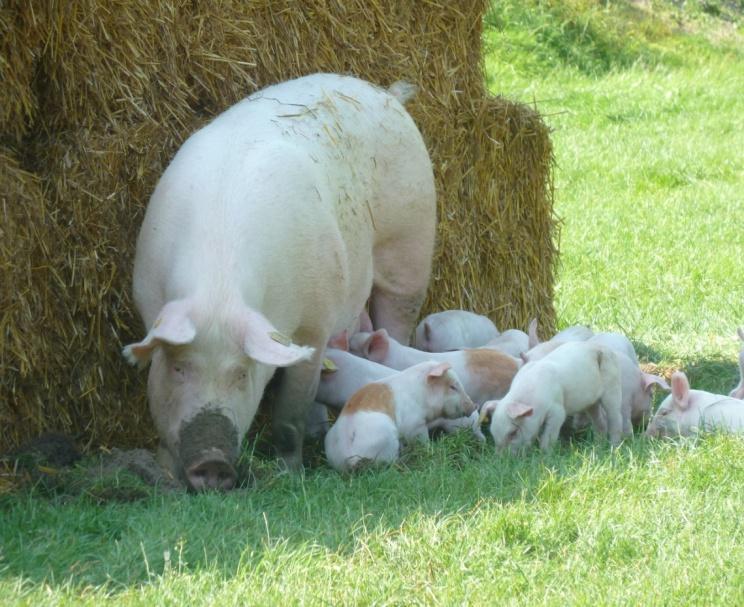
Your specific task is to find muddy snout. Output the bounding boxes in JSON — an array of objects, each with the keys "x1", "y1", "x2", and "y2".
[{"x1": 178, "y1": 408, "x2": 239, "y2": 492}]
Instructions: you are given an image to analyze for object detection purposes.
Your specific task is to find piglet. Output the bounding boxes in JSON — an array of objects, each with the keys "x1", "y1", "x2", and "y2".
[
  {"x1": 315, "y1": 348, "x2": 394, "y2": 411},
  {"x1": 588, "y1": 332, "x2": 638, "y2": 364},
  {"x1": 481, "y1": 341, "x2": 624, "y2": 452},
  {"x1": 351, "y1": 329, "x2": 521, "y2": 405},
  {"x1": 522, "y1": 318, "x2": 594, "y2": 362},
  {"x1": 729, "y1": 327, "x2": 744, "y2": 399},
  {"x1": 414, "y1": 310, "x2": 499, "y2": 352},
  {"x1": 480, "y1": 329, "x2": 530, "y2": 358},
  {"x1": 646, "y1": 371, "x2": 744, "y2": 437},
  {"x1": 324, "y1": 361, "x2": 476, "y2": 472}
]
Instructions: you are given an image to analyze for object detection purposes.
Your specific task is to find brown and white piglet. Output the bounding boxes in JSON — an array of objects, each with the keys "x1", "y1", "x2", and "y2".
[
  {"x1": 324, "y1": 361, "x2": 475, "y2": 472},
  {"x1": 350, "y1": 329, "x2": 522, "y2": 406}
]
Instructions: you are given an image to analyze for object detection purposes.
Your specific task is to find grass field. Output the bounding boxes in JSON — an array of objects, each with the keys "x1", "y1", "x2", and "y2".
[{"x1": 2, "y1": 2, "x2": 743, "y2": 605}]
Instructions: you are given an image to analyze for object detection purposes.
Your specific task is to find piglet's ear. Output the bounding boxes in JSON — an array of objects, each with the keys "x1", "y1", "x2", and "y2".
[
  {"x1": 364, "y1": 329, "x2": 390, "y2": 363},
  {"x1": 478, "y1": 400, "x2": 498, "y2": 424},
  {"x1": 642, "y1": 373, "x2": 670, "y2": 394},
  {"x1": 670, "y1": 371, "x2": 691, "y2": 410},
  {"x1": 506, "y1": 402, "x2": 533, "y2": 420},
  {"x1": 327, "y1": 330, "x2": 349, "y2": 351},
  {"x1": 426, "y1": 362, "x2": 452, "y2": 380},
  {"x1": 241, "y1": 307, "x2": 315, "y2": 367},
  {"x1": 528, "y1": 318, "x2": 539, "y2": 348},
  {"x1": 123, "y1": 300, "x2": 196, "y2": 368}
]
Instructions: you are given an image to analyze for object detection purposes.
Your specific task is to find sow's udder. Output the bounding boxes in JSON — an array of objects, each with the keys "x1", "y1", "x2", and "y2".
[{"x1": 178, "y1": 408, "x2": 239, "y2": 492}]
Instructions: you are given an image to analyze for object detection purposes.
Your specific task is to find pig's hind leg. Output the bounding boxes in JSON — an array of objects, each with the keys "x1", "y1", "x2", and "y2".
[{"x1": 370, "y1": 239, "x2": 434, "y2": 345}]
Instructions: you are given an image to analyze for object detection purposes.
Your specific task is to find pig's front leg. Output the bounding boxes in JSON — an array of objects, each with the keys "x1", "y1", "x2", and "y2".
[
  {"x1": 538, "y1": 405, "x2": 566, "y2": 452},
  {"x1": 271, "y1": 360, "x2": 322, "y2": 471}
]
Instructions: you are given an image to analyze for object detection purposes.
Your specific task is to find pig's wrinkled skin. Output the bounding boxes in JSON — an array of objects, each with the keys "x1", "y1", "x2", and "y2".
[
  {"x1": 483, "y1": 341, "x2": 624, "y2": 452},
  {"x1": 729, "y1": 327, "x2": 744, "y2": 399},
  {"x1": 646, "y1": 371, "x2": 744, "y2": 437},
  {"x1": 324, "y1": 361, "x2": 476, "y2": 472},
  {"x1": 413, "y1": 310, "x2": 499, "y2": 352},
  {"x1": 123, "y1": 74, "x2": 436, "y2": 490},
  {"x1": 350, "y1": 328, "x2": 522, "y2": 405},
  {"x1": 480, "y1": 329, "x2": 530, "y2": 358}
]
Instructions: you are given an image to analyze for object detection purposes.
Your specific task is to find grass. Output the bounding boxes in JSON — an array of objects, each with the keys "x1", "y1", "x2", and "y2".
[{"x1": 2, "y1": 2, "x2": 743, "y2": 605}]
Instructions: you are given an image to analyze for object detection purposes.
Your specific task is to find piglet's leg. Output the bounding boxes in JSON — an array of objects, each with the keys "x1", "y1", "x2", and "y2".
[{"x1": 539, "y1": 406, "x2": 566, "y2": 452}]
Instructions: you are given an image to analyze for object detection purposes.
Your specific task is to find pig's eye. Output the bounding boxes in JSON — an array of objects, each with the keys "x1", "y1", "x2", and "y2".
[
  {"x1": 172, "y1": 364, "x2": 187, "y2": 379},
  {"x1": 449, "y1": 384, "x2": 458, "y2": 391},
  {"x1": 659, "y1": 409, "x2": 670, "y2": 416},
  {"x1": 507, "y1": 427, "x2": 519, "y2": 440}
]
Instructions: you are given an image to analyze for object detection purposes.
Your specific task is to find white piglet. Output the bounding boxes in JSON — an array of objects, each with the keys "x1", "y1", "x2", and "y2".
[
  {"x1": 324, "y1": 361, "x2": 476, "y2": 472},
  {"x1": 414, "y1": 310, "x2": 499, "y2": 352},
  {"x1": 482, "y1": 341, "x2": 624, "y2": 452},
  {"x1": 123, "y1": 73, "x2": 436, "y2": 490},
  {"x1": 481, "y1": 329, "x2": 530, "y2": 358},
  {"x1": 315, "y1": 348, "x2": 394, "y2": 411},
  {"x1": 646, "y1": 371, "x2": 744, "y2": 437}
]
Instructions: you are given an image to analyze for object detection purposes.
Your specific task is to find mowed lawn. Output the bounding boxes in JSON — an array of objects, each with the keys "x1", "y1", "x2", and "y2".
[{"x1": 2, "y1": 3, "x2": 743, "y2": 605}]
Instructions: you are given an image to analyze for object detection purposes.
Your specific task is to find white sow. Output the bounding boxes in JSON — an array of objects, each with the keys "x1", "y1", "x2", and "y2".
[{"x1": 123, "y1": 73, "x2": 436, "y2": 490}]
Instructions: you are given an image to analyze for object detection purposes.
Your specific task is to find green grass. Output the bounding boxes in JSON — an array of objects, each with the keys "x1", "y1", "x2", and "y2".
[{"x1": 2, "y1": 2, "x2": 743, "y2": 605}]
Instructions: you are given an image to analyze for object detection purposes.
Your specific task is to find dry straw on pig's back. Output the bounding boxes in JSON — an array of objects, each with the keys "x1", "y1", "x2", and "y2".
[{"x1": 0, "y1": 0, "x2": 557, "y2": 451}]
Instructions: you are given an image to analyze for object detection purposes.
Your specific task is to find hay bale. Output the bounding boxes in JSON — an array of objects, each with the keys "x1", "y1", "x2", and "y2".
[{"x1": 0, "y1": 0, "x2": 557, "y2": 451}]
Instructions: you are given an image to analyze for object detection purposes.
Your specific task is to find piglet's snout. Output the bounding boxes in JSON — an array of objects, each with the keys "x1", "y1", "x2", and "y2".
[{"x1": 186, "y1": 450, "x2": 237, "y2": 492}]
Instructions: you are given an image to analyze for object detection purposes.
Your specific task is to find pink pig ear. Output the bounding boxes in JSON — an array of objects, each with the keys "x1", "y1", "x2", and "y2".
[
  {"x1": 327, "y1": 330, "x2": 349, "y2": 351},
  {"x1": 506, "y1": 401, "x2": 533, "y2": 420},
  {"x1": 364, "y1": 329, "x2": 390, "y2": 363},
  {"x1": 642, "y1": 373, "x2": 670, "y2": 394},
  {"x1": 123, "y1": 300, "x2": 196, "y2": 367},
  {"x1": 426, "y1": 362, "x2": 452, "y2": 380},
  {"x1": 241, "y1": 307, "x2": 315, "y2": 367},
  {"x1": 528, "y1": 318, "x2": 539, "y2": 348},
  {"x1": 670, "y1": 371, "x2": 691, "y2": 410}
]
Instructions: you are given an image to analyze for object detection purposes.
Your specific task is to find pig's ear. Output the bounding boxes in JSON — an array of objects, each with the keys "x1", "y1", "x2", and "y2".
[
  {"x1": 506, "y1": 401, "x2": 533, "y2": 420},
  {"x1": 122, "y1": 301, "x2": 196, "y2": 367},
  {"x1": 327, "y1": 330, "x2": 349, "y2": 351},
  {"x1": 424, "y1": 321, "x2": 432, "y2": 343},
  {"x1": 670, "y1": 371, "x2": 691, "y2": 410},
  {"x1": 426, "y1": 362, "x2": 452, "y2": 380},
  {"x1": 478, "y1": 400, "x2": 498, "y2": 424},
  {"x1": 642, "y1": 373, "x2": 670, "y2": 394},
  {"x1": 241, "y1": 308, "x2": 315, "y2": 367},
  {"x1": 364, "y1": 329, "x2": 390, "y2": 363},
  {"x1": 528, "y1": 318, "x2": 539, "y2": 348}
]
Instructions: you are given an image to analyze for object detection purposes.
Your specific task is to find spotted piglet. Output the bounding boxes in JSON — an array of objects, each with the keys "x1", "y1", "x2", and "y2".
[
  {"x1": 350, "y1": 329, "x2": 521, "y2": 406},
  {"x1": 324, "y1": 361, "x2": 475, "y2": 472}
]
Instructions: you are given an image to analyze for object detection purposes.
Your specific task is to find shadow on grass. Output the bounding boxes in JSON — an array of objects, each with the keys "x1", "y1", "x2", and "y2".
[{"x1": 0, "y1": 428, "x2": 666, "y2": 593}]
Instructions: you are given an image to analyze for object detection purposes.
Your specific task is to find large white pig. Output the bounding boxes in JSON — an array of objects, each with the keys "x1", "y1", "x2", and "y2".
[
  {"x1": 350, "y1": 328, "x2": 522, "y2": 405},
  {"x1": 729, "y1": 327, "x2": 744, "y2": 399},
  {"x1": 482, "y1": 341, "x2": 624, "y2": 452},
  {"x1": 646, "y1": 371, "x2": 744, "y2": 437},
  {"x1": 324, "y1": 361, "x2": 475, "y2": 472},
  {"x1": 123, "y1": 74, "x2": 436, "y2": 491},
  {"x1": 413, "y1": 310, "x2": 499, "y2": 352}
]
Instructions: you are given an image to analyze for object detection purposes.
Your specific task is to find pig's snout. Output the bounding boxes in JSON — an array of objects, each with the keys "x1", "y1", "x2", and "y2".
[
  {"x1": 186, "y1": 450, "x2": 237, "y2": 492},
  {"x1": 178, "y1": 407, "x2": 240, "y2": 492}
]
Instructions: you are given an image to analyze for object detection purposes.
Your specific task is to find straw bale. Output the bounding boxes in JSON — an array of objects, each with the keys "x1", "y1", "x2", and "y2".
[{"x1": 0, "y1": 0, "x2": 557, "y2": 451}]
